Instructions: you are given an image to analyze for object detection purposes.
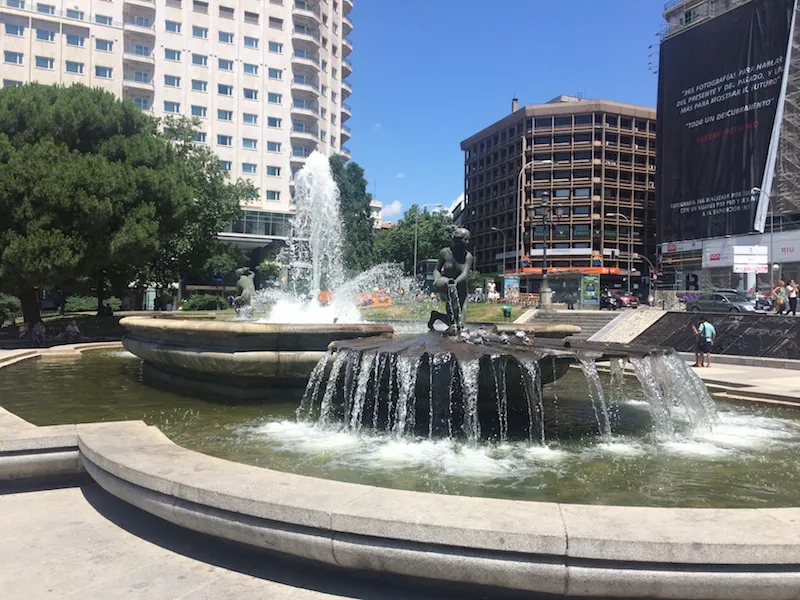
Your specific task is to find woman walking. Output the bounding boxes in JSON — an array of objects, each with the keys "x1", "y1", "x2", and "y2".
[
  {"x1": 773, "y1": 280, "x2": 788, "y2": 315},
  {"x1": 787, "y1": 280, "x2": 798, "y2": 316}
]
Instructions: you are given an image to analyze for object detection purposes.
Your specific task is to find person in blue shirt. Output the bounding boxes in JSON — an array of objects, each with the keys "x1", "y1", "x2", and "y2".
[{"x1": 693, "y1": 317, "x2": 717, "y2": 367}]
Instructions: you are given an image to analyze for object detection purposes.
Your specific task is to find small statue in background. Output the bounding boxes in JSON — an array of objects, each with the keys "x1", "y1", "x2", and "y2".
[
  {"x1": 233, "y1": 267, "x2": 256, "y2": 312},
  {"x1": 427, "y1": 228, "x2": 474, "y2": 334}
]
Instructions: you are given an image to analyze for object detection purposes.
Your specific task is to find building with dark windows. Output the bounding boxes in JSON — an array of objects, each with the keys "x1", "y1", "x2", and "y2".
[{"x1": 460, "y1": 95, "x2": 657, "y2": 298}]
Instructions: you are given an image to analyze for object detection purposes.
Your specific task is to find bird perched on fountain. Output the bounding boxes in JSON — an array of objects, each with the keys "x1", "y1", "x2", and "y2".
[{"x1": 427, "y1": 228, "x2": 474, "y2": 334}]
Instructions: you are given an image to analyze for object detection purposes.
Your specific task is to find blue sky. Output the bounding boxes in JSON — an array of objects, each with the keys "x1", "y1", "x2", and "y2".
[{"x1": 347, "y1": 0, "x2": 664, "y2": 222}]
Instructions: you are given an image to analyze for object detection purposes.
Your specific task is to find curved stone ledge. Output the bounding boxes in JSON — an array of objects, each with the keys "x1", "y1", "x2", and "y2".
[{"x1": 76, "y1": 420, "x2": 800, "y2": 599}]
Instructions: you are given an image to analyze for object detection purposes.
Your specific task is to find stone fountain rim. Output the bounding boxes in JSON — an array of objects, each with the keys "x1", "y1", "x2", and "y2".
[
  {"x1": 119, "y1": 316, "x2": 395, "y2": 335},
  {"x1": 3, "y1": 346, "x2": 800, "y2": 599}
]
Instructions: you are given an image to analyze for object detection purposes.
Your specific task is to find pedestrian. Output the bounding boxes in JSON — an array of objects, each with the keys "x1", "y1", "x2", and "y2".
[
  {"x1": 696, "y1": 317, "x2": 716, "y2": 367},
  {"x1": 787, "y1": 279, "x2": 798, "y2": 316},
  {"x1": 773, "y1": 280, "x2": 788, "y2": 315},
  {"x1": 691, "y1": 320, "x2": 702, "y2": 367}
]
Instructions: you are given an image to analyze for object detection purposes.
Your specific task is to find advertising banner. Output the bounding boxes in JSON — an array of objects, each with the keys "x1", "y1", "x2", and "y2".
[
  {"x1": 503, "y1": 277, "x2": 519, "y2": 301},
  {"x1": 581, "y1": 274, "x2": 600, "y2": 306},
  {"x1": 657, "y1": 0, "x2": 795, "y2": 243}
]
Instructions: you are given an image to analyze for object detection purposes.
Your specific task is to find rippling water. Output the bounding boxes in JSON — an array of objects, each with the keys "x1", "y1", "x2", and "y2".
[{"x1": 2, "y1": 350, "x2": 800, "y2": 508}]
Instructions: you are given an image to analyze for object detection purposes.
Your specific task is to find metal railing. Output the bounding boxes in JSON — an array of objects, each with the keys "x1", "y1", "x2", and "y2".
[
  {"x1": 293, "y1": 77, "x2": 319, "y2": 90},
  {"x1": 292, "y1": 26, "x2": 320, "y2": 41},
  {"x1": 292, "y1": 52, "x2": 320, "y2": 65},
  {"x1": 342, "y1": 102, "x2": 352, "y2": 113}
]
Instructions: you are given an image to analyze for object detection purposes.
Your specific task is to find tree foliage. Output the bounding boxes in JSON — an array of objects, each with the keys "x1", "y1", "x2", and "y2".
[
  {"x1": 373, "y1": 205, "x2": 454, "y2": 275},
  {"x1": 256, "y1": 260, "x2": 281, "y2": 280},
  {"x1": 329, "y1": 155, "x2": 375, "y2": 272},
  {"x1": 0, "y1": 84, "x2": 253, "y2": 321}
]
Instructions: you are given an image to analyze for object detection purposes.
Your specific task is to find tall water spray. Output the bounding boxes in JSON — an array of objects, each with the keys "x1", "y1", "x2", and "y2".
[{"x1": 281, "y1": 151, "x2": 345, "y2": 299}]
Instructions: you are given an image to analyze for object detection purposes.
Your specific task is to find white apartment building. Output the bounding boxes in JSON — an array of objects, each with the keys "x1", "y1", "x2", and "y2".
[{"x1": 0, "y1": 0, "x2": 353, "y2": 249}]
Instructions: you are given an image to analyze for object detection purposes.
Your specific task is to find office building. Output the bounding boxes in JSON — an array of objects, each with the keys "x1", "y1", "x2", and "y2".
[
  {"x1": 657, "y1": 0, "x2": 800, "y2": 291},
  {"x1": 460, "y1": 95, "x2": 657, "y2": 296},
  {"x1": 0, "y1": 0, "x2": 353, "y2": 251},
  {"x1": 369, "y1": 197, "x2": 382, "y2": 230}
]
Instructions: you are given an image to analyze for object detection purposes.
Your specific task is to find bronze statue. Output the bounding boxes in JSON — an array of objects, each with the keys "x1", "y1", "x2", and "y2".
[
  {"x1": 427, "y1": 227, "x2": 474, "y2": 333},
  {"x1": 233, "y1": 267, "x2": 256, "y2": 310}
]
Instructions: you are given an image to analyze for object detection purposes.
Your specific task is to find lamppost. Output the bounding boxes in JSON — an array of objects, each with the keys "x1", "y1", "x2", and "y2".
[
  {"x1": 413, "y1": 203, "x2": 442, "y2": 281},
  {"x1": 751, "y1": 187, "x2": 775, "y2": 291},
  {"x1": 527, "y1": 191, "x2": 564, "y2": 310},
  {"x1": 490, "y1": 226, "x2": 507, "y2": 276},
  {"x1": 606, "y1": 212, "x2": 633, "y2": 295},
  {"x1": 515, "y1": 157, "x2": 536, "y2": 276}
]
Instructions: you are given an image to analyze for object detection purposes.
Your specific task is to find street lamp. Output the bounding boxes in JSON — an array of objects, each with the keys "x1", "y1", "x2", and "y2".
[
  {"x1": 606, "y1": 212, "x2": 633, "y2": 295},
  {"x1": 490, "y1": 226, "x2": 507, "y2": 276},
  {"x1": 527, "y1": 191, "x2": 564, "y2": 310},
  {"x1": 751, "y1": 187, "x2": 775, "y2": 291},
  {"x1": 413, "y1": 203, "x2": 442, "y2": 280}
]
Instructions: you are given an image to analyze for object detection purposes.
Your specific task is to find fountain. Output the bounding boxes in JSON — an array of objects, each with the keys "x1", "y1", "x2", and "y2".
[{"x1": 120, "y1": 152, "x2": 394, "y2": 397}]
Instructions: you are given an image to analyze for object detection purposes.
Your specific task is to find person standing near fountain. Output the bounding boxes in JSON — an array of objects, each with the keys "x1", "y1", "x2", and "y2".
[
  {"x1": 696, "y1": 317, "x2": 717, "y2": 367},
  {"x1": 427, "y1": 228, "x2": 474, "y2": 333}
]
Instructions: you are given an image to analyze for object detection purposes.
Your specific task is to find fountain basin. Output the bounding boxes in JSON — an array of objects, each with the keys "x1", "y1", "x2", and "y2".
[{"x1": 120, "y1": 316, "x2": 393, "y2": 399}]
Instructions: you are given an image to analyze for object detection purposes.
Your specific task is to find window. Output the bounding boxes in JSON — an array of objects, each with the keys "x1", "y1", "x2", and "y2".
[
  {"x1": 267, "y1": 117, "x2": 281, "y2": 128},
  {"x1": 133, "y1": 71, "x2": 150, "y2": 83},
  {"x1": 268, "y1": 68, "x2": 281, "y2": 80},
  {"x1": 191, "y1": 105, "x2": 207, "y2": 117},
  {"x1": 165, "y1": 49, "x2": 181, "y2": 61},
  {"x1": 35, "y1": 56, "x2": 54, "y2": 69},
  {"x1": 218, "y1": 84, "x2": 233, "y2": 96},
  {"x1": 331, "y1": 67, "x2": 338, "y2": 79},
  {"x1": 243, "y1": 63, "x2": 258, "y2": 75},
  {"x1": 331, "y1": 114, "x2": 337, "y2": 125},
  {"x1": 217, "y1": 135, "x2": 233, "y2": 147},
  {"x1": 192, "y1": 26, "x2": 208, "y2": 39},
  {"x1": 219, "y1": 160, "x2": 232, "y2": 171},
  {"x1": 267, "y1": 92, "x2": 281, "y2": 104},
  {"x1": 244, "y1": 11, "x2": 258, "y2": 24},
  {"x1": 321, "y1": 59, "x2": 327, "y2": 72},
  {"x1": 574, "y1": 188, "x2": 591, "y2": 198},
  {"x1": 268, "y1": 16, "x2": 283, "y2": 29},
  {"x1": 243, "y1": 36, "x2": 258, "y2": 49},
  {"x1": 243, "y1": 88, "x2": 258, "y2": 100},
  {"x1": 268, "y1": 41, "x2": 283, "y2": 53},
  {"x1": 192, "y1": 132, "x2": 207, "y2": 143},
  {"x1": 66, "y1": 34, "x2": 86, "y2": 47},
  {"x1": 219, "y1": 5, "x2": 233, "y2": 18},
  {"x1": 66, "y1": 8, "x2": 83, "y2": 19},
  {"x1": 95, "y1": 14, "x2": 112, "y2": 25},
  {"x1": 165, "y1": 20, "x2": 181, "y2": 32},
  {"x1": 242, "y1": 163, "x2": 257, "y2": 174},
  {"x1": 242, "y1": 113, "x2": 258, "y2": 125},
  {"x1": 266, "y1": 165, "x2": 281, "y2": 176},
  {"x1": 134, "y1": 44, "x2": 150, "y2": 56},
  {"x1": 242, "y1": 138, "x2": 257, "y2": 150},
  {"x1": 95, "y1": 66, "x2": 112, "y2": 78},
  {"x1": 3, "y1": 79, "x2": 23, "y2": 87},
  {"x1": 192, "y1": 53, "x2": 208, "y2": 66},
  {"x1": 134, "y1": 97, "x2": 150, "y2": 110},
  {"x1": 65, "y1": 61, "x2": 84, "y2": 74},
  {"x1": 266, "y1": 190, "x2": 280, "y2": 201},
  {"x1": 36, "y1": 28, "x2": 55, "y2": 41},
  {"x1": 163, "y1": 101, "x2": 180, "y2": 113},
  {"x1": 192, "y1": 0, "x2": 208, "y2": 13},
  {"x1": 218, "y1": 58, "x2": 233, "y2": 71},
  {"x1": 218, "y1": 31, "x2": 233, "y2": 43},
  {"x1": 191, "y1": 79, "x2": 207, "y2": 92},
  {"x1": 95, "y1": 39, "x2": 112, "y2": 51},
  {"x1": 37, "y1": 3, "x2": 55, "y2": 14},
  {"x1": 164, "y1": 74, "x2": 181, "y2": 87},
  {"x1": 573, "y1": 206, "x2": 591, "y2": 214},
  {"x1": 217, "y1": 109, "x2": 233, "y2": 121},
  {"x1": 133, "y1": 16, "x2": 150, "y2": 27},
  {"x1": 5, "y1": 24, "x2": 24, "y2": 36},
  {"x1": 267, "y1": 141, "x2": 281, "y2": 152}
]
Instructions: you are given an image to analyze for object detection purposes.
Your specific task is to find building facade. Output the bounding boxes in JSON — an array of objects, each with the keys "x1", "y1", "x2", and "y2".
[
  {"x1": 460, "y1": 96, "x2": 657, "y2": 297},
  {"x1": 0, "y1": 0, "x2": 353, "y2": 250},
  {"x1": 658, "y1": 0, "x2": 800, "y2": 292}
]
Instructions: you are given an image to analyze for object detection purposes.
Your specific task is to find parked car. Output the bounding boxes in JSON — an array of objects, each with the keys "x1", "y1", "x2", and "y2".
[
  {"x1": 685, "y1": 292, "x2": 757, "y2": 313},
  {"x1": 609, "y1": 290, "x2": 640, "y2": 308},
  {"x1": 713, "y1": 289, "x2": 770, "y2": 311}
]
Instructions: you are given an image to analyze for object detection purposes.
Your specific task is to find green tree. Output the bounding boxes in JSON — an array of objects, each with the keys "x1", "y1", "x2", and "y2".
[
  {"x1": 0, "y1": 84, "x2": 252, "y2": 322},
  {"x1": 329, "y1": 155, "x2": 375, "y2": 272},
  {"x1": 256, "y1": 260, "x2": 281, "y2": 280},
  {"x1": 374, "y1": 205, "x2": 454, "y2": 275}
]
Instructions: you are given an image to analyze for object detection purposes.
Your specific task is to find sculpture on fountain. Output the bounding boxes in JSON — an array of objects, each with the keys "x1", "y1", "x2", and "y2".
[
  {"x1": 427, "y1": 227, "x2": 474, "y2": 333},
  {"x1": 233, "y1": 267, "x2": 256, "y2": 313}
]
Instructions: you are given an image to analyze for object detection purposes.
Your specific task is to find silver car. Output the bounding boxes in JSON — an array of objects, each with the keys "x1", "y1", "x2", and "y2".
[{"x1": 686, "y1": 292, "x2": 757, "y2": 313}]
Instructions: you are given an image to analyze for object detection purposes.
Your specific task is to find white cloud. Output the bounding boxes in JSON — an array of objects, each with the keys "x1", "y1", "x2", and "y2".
[
  {"x1": 381, "y1": 200, "x2": 403, "y2": 218},
  {"x1": 395, "y1": 172, "x2": 406, "y2": 179},
  {"x1": 373, "y1": 122, "x2": 382, "y2": 132}
]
